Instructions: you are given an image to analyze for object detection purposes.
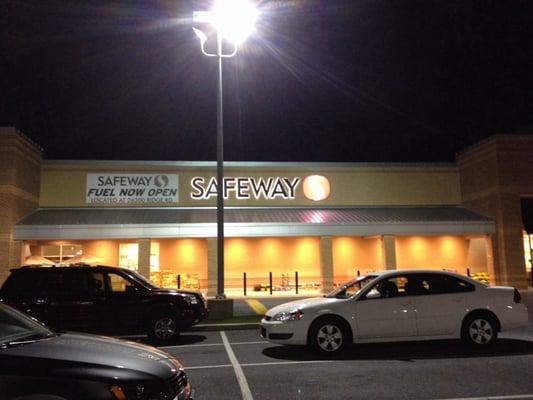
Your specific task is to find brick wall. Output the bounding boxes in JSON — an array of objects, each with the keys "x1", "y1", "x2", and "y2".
[
  {"x1": 0, "y1": 127, "x2": 42, "y2": 284},
  {"x1": 457, "y1": 135, "x2": 533, "y2": 289}
]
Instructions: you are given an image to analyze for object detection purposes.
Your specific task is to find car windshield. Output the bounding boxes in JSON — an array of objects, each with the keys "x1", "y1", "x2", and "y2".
[
  {"x1": 0, "y1": 303, "x2": 54, "y2": 346},
  {"x1": 325, "y1": 275, "x2": 378, "y2": 299},
  {"x1": 125, "y1": 270, "x2": 160, "y2": 290}
]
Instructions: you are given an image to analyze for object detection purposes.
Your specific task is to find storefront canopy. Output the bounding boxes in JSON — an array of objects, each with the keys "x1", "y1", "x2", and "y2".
[{"x1": 14, "y1": 206, "x2": 495, "y2": 240}]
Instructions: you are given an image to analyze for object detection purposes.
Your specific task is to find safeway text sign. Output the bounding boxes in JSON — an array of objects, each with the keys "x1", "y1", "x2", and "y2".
[{"x1": 86, "y1": 174, "x2": 179, "y2": 204}]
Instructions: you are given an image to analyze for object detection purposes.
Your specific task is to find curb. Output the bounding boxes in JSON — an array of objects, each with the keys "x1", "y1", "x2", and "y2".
[{"x1": 189, "y1": 322, "x2": 260, "y2": 332}]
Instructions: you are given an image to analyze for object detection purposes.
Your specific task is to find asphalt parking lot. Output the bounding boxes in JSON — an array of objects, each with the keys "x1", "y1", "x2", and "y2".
[{"x1": 155, "y1": 323, "x2": 533, "y2": 400}]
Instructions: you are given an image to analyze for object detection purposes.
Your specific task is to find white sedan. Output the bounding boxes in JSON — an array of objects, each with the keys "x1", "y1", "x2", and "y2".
[{"x1": 260, "y1": 270, "x2": 528, "y2": 354}]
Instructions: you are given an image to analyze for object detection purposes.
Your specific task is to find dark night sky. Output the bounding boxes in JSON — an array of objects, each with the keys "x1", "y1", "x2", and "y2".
[{"x1": 1, "y1": 0, "x2": 533, "y2": 162}]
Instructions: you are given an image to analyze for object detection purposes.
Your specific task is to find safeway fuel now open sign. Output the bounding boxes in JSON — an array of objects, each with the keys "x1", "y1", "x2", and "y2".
[{"x1": 86, "y1": 174, "x2": 179, "y2": 204}]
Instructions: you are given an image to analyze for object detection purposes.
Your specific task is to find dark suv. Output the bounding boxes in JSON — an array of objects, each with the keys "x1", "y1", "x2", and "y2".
[{"x1": 0, "y1": 265, "x2": 208, "y2": 343}]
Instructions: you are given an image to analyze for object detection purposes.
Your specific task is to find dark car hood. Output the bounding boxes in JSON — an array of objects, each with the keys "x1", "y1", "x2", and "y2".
[{"x1": 1, "y1": 333, "x2": 182, "y2": 382}]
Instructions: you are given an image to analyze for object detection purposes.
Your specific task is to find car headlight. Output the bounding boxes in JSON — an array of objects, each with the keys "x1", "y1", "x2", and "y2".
[{"x1": 272, "y1": 309, "x2": 304, "y2": 322}]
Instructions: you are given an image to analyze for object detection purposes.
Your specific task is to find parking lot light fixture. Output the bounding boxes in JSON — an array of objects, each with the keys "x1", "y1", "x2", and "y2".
[{"x1": 192, "y1": 0, "x2": 258, "y2": 300}]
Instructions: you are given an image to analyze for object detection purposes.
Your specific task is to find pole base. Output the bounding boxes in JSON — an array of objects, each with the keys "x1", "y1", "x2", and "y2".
[{"x1": 207, "y1": 298, "x2": 234, "y2": 320}]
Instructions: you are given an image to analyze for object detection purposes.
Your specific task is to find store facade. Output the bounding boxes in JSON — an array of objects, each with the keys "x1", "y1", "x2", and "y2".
[{"x1": 1, "y1": 127, "x2": 532, "y2": 294}]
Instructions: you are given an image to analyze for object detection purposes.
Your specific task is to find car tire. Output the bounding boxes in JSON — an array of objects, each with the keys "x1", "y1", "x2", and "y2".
[
  {"x1": 148, "y1": 314, "x2": 180, "y2": 343},
  {"x1": 461, "y1": 312, "x2": 498, "y2": 347},
  {"x1": 308, "y1": 317, "x2": 350, "y2": 355}
]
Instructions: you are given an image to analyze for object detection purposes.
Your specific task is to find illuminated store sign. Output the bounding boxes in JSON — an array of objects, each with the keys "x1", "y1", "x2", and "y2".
[
  {"x1": 190, "y1": 175, "x2": 331, "y2": 201},
  {"x1": 86, "y1": 174, "x2": 179, "y2": 204},
  {"x1": 302, "y1": 175, "x2": 331, "y2": 201},
  {"x1": 191, "y1": 177, "x2": 300, "y2": 200}
]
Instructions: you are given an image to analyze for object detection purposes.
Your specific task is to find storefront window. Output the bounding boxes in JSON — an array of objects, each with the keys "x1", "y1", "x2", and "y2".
[
  {"x1": 524, "y1": 232, "x2": 532, "y2": 284},
  {"x1": 42, "y1": 244, "x2": 82, "y2": 263},
  {"x1": 119, "y1": 243, "x2": 138, "y2": 271}
]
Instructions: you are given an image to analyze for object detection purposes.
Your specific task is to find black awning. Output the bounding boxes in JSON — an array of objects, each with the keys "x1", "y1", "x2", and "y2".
[{"x1": 522, "y1": 198, "x2": 533, "y2": 234}]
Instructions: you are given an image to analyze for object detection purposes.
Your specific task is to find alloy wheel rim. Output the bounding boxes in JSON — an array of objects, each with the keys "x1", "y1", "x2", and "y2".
[
  {"x1": 155, "y1": 317, "x2": 176, "y2": 339},
  {"x1": 317, "y1": 324, "x2": 343, "y2": 352},
  {"x1": 469, "y1": 318, "x2": 493, "y2": 344}
]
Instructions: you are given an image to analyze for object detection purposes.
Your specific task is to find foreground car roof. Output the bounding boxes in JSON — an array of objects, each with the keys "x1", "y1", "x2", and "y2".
[{"x1": 362, "y1": 269, "x2": 483, "y2": 283}]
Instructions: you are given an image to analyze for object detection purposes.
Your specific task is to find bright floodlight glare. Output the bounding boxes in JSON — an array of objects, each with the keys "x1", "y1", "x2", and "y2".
[{"x1": 211, "y1": 0, "x2": 257, "y2": 44}]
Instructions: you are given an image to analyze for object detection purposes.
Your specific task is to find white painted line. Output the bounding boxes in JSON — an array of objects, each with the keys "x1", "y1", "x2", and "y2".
[
  {"x1": 182, "y1": 359, "x2": 338, "y2": 371},
  {"x1": 186, "y1": 364, "x2": 232, "y2": 370},
  {"x1": 231, "y1": 341, "x2": 269, "y2": 346},
  {"x1": 221, "y1": 331, "x2": 254, "y2": 400},
  {"x1": 433, "y1": 395, "x2": 533, "y2": 400},
  {"x1": 196, "y1": 322, "x2": 259, "y2": 327},
  {"x1": 242, "y1": 360, "x2": 337, "y2": 367},
  {"x1": 159, "y1": 340, "x2": 268, "y2": 349},
  {"x1": 160, "y1": 343, "x2": 225, "y2": 349}
]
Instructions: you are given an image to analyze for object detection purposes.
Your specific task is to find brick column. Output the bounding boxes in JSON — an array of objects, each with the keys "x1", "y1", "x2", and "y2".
[
  {"x1": 0, "y1": 128, "x2": 42, "y2": 284},
  {"x1": 320, "y1": 236, "x2": 334, "y2": 294},
  {"x1": 0, "y1": 234, "x2": 11, "y2": 284},
  {"x1": 381, "y1": 235, "x2": 397, "y2": 270},
  {"x1": 206, "y1": 237, "x2": 218, "y2": 297},
  {"x1": 138, "y1": 239, "x2": 151, "y2": 278},
  {"x1": 485, "y1": 235, "x2": 496, "y2": 285},
  {"x1": 9, "y1": 240, "x2": 25, "y2": 268}
]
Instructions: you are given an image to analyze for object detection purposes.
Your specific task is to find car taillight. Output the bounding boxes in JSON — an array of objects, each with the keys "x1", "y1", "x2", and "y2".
[{"x1": 513, "y1": 288, "x2": 522, "y2": 304}]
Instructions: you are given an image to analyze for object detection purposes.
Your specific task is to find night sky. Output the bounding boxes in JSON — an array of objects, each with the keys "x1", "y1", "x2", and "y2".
[{"x1": 1, "y1": 0, "x2": 532, "y2": 162}]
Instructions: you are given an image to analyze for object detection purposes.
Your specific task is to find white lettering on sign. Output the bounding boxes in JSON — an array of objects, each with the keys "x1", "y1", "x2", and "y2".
[
  {"x1": 190, "y1": 177, "x2": 301, "y2": 200},
  {"x1": 86, "y1": 174, "x2": 179, "y2": 204}
]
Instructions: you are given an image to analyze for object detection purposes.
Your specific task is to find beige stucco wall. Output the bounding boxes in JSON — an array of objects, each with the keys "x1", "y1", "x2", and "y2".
[
  {"x1": 39, "y1": 161, "x2": 461, "y2": 208},
  {"x1": 224, "y1": 236, "x2": 322, "y2": 289},
  {"x1": 332, "y1": 236, "x2": 383, "y2": 280},
  {"x1": 157, "y1": 238, "x2": 207, "y2": 280},
  {"x1": 395, "y1": 235, "x2": 470, "y2": 273}
]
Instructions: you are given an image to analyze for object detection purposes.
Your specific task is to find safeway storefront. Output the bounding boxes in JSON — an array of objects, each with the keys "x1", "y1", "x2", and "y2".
[{"x1": 1, "y1": 127, "x2": 532, "y2": 294}]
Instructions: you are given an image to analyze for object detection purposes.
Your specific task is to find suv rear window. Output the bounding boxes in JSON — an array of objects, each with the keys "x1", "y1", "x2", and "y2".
[
  {"x1": 2, "y1": 269, "x2": 93, "y2": 297},
  {"x1": 1, "y1": 271, "x2": 42, "y2": 297}
]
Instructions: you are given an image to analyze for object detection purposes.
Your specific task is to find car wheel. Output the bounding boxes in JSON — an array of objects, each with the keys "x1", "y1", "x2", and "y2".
[
  {"x1": 461, "y1": 313, "x2": 498, "y2": 347},
  {"x1": 149, "y1": 315, "x2": 179, "y2": 343},
  {"x1": 309, "y1": 317, "x2": 349, "y2": 355}
]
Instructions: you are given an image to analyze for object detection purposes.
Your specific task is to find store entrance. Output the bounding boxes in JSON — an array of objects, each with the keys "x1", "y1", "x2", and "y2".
[{"x1": 521, "y1": 197, "x2": 533, "y2": 286}]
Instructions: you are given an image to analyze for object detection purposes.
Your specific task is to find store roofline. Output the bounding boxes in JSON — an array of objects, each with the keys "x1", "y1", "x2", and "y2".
[{"x1": 41, "y1": 159, "x2": 458, "y2": 169}]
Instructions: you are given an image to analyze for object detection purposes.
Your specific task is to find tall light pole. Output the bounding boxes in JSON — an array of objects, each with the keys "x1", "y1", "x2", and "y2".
[{"x1": 193, "y1": 0, "x2": 257, "y2": 299}]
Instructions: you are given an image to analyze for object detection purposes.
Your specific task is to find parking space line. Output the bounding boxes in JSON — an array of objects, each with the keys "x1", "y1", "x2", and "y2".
[
  {"x1": 433, "y1": 395, "x2": 533, "y2": 400},
  {"x1": 221, "y1": 331, "x2": 254, "y2": 400},
  {"x1": 242, "y1": 360, "x2": 337, "y2": 367},
  {"x1": 184, "y1": 359, "x2": 338, "y2": 371},
  {"x1": 246, "y1": 299, "x2": 268, "y2": 315},
  {"x1": 187, "y1": 364, "x2": 232, "y2": 370},
  {"x1": 160, "y1": 341, "x2": 268, "y2": 349},
  {"x1": 160, "y1": 343, "x2": 224, "y2": 349}
]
